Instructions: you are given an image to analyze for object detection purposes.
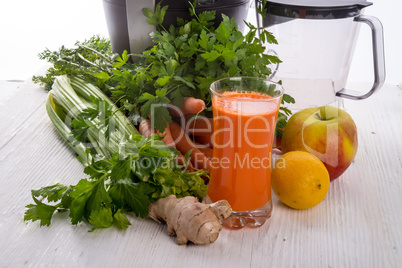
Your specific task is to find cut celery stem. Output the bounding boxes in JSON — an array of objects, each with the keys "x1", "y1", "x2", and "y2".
[
  {"x1": 49, "y1": 75, "x2": 138, "y2": 160},
  {"x1": 46, "y1": 92, "x2": 90, "y2": 165},
  {"x1": 70, "y1": 77, "x2": 138, "y2": 137}
]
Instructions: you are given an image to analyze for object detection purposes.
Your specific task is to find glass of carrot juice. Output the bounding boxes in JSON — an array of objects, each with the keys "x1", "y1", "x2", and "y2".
[{"x1": 207, "y1": 77, "x2": 284, "y2": 229}]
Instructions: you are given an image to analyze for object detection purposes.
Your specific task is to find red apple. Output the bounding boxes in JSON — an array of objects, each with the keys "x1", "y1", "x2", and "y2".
[{"x1": 281, "y1": 106, "x2": 358, "y2": 181}]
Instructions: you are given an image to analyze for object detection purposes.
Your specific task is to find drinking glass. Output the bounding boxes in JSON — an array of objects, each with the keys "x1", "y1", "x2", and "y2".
[{"x1": 207, "y1": 77, "x2": 284, "y2": 229}]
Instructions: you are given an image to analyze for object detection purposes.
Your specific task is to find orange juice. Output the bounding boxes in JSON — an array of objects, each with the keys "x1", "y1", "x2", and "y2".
[{"x1": 208, "y1": 91, "x2": 280, "y2": 212}]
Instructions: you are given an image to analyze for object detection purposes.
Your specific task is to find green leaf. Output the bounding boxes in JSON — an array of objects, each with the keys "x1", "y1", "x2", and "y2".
[
  {"x1": 169, "y1": 85, "x2": 192, "y2": 107},
  {"x1": 265, "y1": 54, "x2": 282, "y2": 64},
  {"x1": 179, "y1": 22, "x2": 192, "y2": 35},
  {"x1": 235, "y1": 48, "x2": 247, "y2": 59},
  {"x1": 24, "y1": 196, "x2": 58, "y2": 227},
  {"x1": 198, "y1": 10, "x2": 216, "y2": 24},
  {"x1": 88, "y1": 207, "x2": 114, "y2": 231},
  {"x1": 31, "y1": 183, "x2": 69, "y2": 202},
  {"x1": 194, "y1": 58, "x2": 206, "y2": 72},
  {"x1": 165, "y1": 59, "x2": 179, "y2": 76},
  {"x1": 94, "y1": 72, "x2": 111, "y2": 83},
  {"x1": 215, "y1": 16, "x2": 234, "y2": 44},
  {"x1": 85, "y1": 179, "x2": 112, "y2": 219},
  {"x1": 162, "y1": 43, "x2": 176, "y2": 58},
  {"x1": 142, "y1": 3, "x2": 168, "y2": 26},
  {"x1": 142, "y1": 9, "x2": 158, "y2": 26},
  {"x1": 139, "y1": 98, "x2": 156, "y2": 119},
  {"x1": 263, "y1": 30, "x2": 278, "y2": 44},
  {"x1": 113, "y1": 209, "x2": 131, "y2": 230},
  {"x1": 112, "y1": 54, "x2": 129, "y2": 69},
  {"x1": 157, "y1": 4, "x2": 169, "y2": 25},
  {"x1": 245, "y1": 29, "x2": 256, "y2": 43},
  {"x1": 155, "y1": 87, "x2": 169, "y2": 100},
  {"x1": 280, "y1": 106, "x2": 292, "y2": 116},
  {"x1": 110, "y1": 157, "x2": 132, "y2": 182},
  {"x1": 282, "y1": 93, "x2": 295, "y2": 104},
  {"x1": 121, "y1": 49, "x2": 130, "y2": 62},
  {"x1": 151, "y1": 105, "x2": 172, "y2": 132},
  {"x1": 138, "y1": 139, "x2": 175, "y2": 158},
  {"x1": 228, "y1": 64, "x2": 240, "y2": 77},
  {"x1": 173, "y1": 76, "x2": 195, "y2": 89},
  {"x1": 184, "y1": 149, "x2": 193, "y2": 167},
  {"x1": 201, "y1": 50, "x2": 221, "y2": 62},
  {"x1": 181, "y1": 43, "x2": 197, "y2": 58},
  {"x1": 83, "y1": 157, "x2": 113, "y2": 179},
  {"x1": 109, "y1": 180, "x2": 153, "y2": 218},
  {"x1": 248, "y1": 43, "x2": 265, "y2": 54},
  {"x1": 70, "y1": 117, "x2": 90, "y2": 144},
  {"x1": 80, "y1": 105, "x2": 99, "y2": 121},
  {"x1": 136, "y1": 93, "x2": 156, "y2": 104},
  {"x1": 155, "y1": 76, "x2": 171, "y2": 86},
  {"x1": 232, "y1": 35, "x2": 245, "y2": 51},
  {"x1": 199, "y1": 30, "x2": 210, "y2": 50},
  {"x1": 61, "y1": 186, "x2": 73, "y2": 208},
  {"x1": 221, "y1": 49, "x2": 236, "y2": 61},
  {"x1": 69, "y1": 179, "x2": 96, "y2": 224}
]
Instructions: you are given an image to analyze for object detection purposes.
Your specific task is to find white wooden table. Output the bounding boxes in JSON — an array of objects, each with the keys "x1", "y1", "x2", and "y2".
[{"x1": 0, "y1": 71, "x2": 401, "y2": 267}]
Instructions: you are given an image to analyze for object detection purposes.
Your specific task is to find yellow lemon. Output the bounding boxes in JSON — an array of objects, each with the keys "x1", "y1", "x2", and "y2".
[{"x1": 271, "y1": 151, "x2": 330, "y2": 209}]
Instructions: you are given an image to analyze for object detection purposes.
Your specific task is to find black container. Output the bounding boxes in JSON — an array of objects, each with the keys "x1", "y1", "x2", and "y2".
[{"x1": 103, "y1": 0, "x2": 250, "y2": 55}]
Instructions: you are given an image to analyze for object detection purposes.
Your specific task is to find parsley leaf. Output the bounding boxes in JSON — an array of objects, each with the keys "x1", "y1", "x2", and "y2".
[
  {"x1": 109, "y1": 180, "x2": 153, "y2": 218},
  {"x1": 31, "y1": 183, "x2": 69, "y2": 202},
  {"x1": 70, "y1": 117, "x2": 91, "y2": 144},
  {"x1": 113, "y1": 209, "x2": 131, "y2": 230},
  {"x1": 142, "y1": 4, "x2": 168, "y2": 26},
  {"x1": 69, "y1": 179, "x2": 97, "y2": 224},
  {"x1": 88, "y1": 207, "x2": 114, "y2": 231},
  {"x1": 24, "y1": 196, "x2": 58, "y2": 227},
  {"x1": 85, "y1": 179, "x2": 113, "y2": 219}
]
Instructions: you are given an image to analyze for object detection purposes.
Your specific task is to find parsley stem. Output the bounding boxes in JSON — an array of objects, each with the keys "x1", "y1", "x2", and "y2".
[
  {"x1": 165, "y1": 84, "x2": 180, "y2": 96},
  {"x1": 78, "y1": 44, "x2": 114, "y2": 64},
  {"x1": 76, "y1": 53, "x2": 103, "y2": 70}
]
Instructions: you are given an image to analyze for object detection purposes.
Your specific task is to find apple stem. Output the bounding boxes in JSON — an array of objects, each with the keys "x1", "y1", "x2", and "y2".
[{"x1": 315, "y1": 112, "x2": 323, "y2": 121}]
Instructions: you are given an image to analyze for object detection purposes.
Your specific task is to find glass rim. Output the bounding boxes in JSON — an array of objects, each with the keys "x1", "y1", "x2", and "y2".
[{"x1": 209, "y1": 76, "x2": 284, "y2": 102}]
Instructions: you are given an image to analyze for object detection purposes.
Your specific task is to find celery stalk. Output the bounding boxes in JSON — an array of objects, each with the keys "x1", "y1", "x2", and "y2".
[
  {"x1": 46, "y1": 92, "x2": 90, "y2": 165},
  {"x1": 48, "y1": 75, "x2": 138, "y2": 160},
  {"x1": 69, "y1": 77, "x2": 138, "y2": 137}
]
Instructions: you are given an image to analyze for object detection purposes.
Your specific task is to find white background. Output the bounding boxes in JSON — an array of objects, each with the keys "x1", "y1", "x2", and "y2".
[{"x1": 0, "y1": 0, "x2": 400, "y2": 85}]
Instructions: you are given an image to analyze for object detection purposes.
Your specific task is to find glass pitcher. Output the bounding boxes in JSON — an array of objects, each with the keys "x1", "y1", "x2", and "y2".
[{"x1": 255, "y1": 0, "x2": 386, "y2": 110}]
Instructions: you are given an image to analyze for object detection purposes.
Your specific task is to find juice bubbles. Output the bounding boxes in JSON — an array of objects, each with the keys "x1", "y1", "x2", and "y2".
[{"x1": 208, "y1": 77, "x2": 284, "y2": 228}]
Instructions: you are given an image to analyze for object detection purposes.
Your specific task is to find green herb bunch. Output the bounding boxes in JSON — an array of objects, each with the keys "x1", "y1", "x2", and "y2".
[
  {"x1": 33, "y1": 2, "x2": 294, "y2": 135},
  {"x1": 25, "y1": 135, "x2": 208, "y2": 231},
  {"x1": 32, "y1": 35, "x2": 114, "y2": 91},
  {"x1": 133, "y1": 2, "x2": 287, "y2": 131}
]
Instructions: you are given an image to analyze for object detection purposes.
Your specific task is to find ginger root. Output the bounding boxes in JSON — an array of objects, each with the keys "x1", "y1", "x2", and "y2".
[{"x1": 149, "y1": 195, "x2": 232, "y2": 245}]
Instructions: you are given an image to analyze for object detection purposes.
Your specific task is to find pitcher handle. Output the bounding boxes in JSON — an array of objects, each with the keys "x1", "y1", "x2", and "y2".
[
  {"x1": 267, "y1": 49, "x2": 280, "y2": 79},
  {"x1": 336, "y1": 15, "x2": 386, "y2": 100}
]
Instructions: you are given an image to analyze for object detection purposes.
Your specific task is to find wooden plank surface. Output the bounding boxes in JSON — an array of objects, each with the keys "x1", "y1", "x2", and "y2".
[{"x1": 0, "y1": 74, "x2": 401, "y2": 267}]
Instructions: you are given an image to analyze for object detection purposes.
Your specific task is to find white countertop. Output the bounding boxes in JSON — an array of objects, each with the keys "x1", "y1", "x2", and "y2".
[{"x1": 0, "y1": 69, "x2": 401, "y2": 267}]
